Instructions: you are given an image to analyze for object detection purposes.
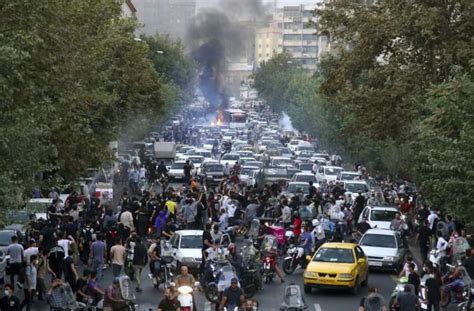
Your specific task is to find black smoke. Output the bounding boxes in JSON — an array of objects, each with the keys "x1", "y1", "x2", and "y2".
[{"x1": 188, "y1": 0, "x2": 270, "y2": 110}]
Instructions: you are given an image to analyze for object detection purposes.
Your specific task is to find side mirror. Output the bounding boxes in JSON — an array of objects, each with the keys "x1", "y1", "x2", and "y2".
[
  {"x1": 306, "y1": 255, "x2": 312, "y2": 262},
  {"x1": 358, "y1": 258, "x2": 365, "y2": 264}
]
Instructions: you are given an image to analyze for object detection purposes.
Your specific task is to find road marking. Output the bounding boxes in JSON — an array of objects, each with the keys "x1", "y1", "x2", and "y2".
[
  {"x1": 314, "y1": 303, "x2": 322, "y2": 311},
  {"x1": 204, "y1": 301, "x2": 212, "y2": 311}
]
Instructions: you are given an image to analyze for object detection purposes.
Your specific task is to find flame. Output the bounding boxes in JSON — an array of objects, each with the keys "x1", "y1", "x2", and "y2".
[{"x1": 216, "y1": 110, "x2": 224, "y2": 126}]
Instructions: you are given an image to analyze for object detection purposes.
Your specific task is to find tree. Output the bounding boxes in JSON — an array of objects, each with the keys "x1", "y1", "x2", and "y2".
[
  {"x1": 253, "y1": 53, "x2": 301, "y2": 112},
  {"x1": 415, "y1": 64, "x2": 474, "y2": 221},
  {"x1": 317, "y1": 0, "x2": 474, "y2": 142},
  {"x1": 0, "y1": 0, "x2": 179, "y2": 208}
]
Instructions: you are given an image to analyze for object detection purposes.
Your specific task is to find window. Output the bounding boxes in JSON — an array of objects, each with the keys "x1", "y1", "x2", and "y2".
[
  {"x1": 302, "y1": 46, "x2": 318, "y2": 53},
  {"x1": 355, "y1": 246, "x2": 365, "y2": 259},
  {"x1": 284, "y1": 22, "x2": 302, "y2": 29},
  {"x1": 283, "y1": 34, "x2": 301, "y2": 41},
  {"x1": 303, "y1": 34, "x2": 318, "y2": 41}
]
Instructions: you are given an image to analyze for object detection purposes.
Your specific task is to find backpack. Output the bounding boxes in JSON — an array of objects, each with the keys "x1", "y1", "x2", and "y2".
[{"x1": 82, "y1": 227, "x2": 94, "y2": 245}]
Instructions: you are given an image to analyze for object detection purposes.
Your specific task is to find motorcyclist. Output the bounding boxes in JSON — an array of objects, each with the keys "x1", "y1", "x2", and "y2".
[
  {"x1": 311, "y1": 219, "x2": 326, "y2": 252},
  {"x1": 227, "y1": 243, "x2": 244, "y2": 278},
  {"x1": 218, "y1": 278, "x2": 245, "y2": 311}
]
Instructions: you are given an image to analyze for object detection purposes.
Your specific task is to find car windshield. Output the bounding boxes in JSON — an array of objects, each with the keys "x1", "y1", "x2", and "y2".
[
  {"x1": 273, "y1": 159, "x2": 292, "y2": 165},
  {"x1": 246, "y1": 161, "x2": 263, "y2": 168},
  {"x1": 189, "y1": 157, "x2": 203, "y2": 164},
  {"x1": 206, "y1": 165, "x2": 223, "y2": 172},
  {"x1": 287, "y1": 184, "x2": 309, "y2": 193},
  {"x1": 264, "y1": 168, "x2": 287, "y2": 177},
  {"x1": 345, "y1": 183, "x2": 368, "y2": 193},
  {"x1": 6, "y1": 211, "x2": 30, "y2": 225},
  {"x1": 0, "y1": 231, "x2": 16, "y2": 246},
  {"x1": 360, "y1": 234, "x2": 397, "y2": 248},
  {"x1": 172, "y1": 162, "x2": 185, "y2": 169},
  {"x1": 341, "y1": 173, "x2": 358, "y2": 180},
  {"x1": 222, "y1": 154, "x2": 239, "y2": 160},
  {"x1": 180, "y1": 235, "x2": 202, "y2": 249},
  {"x1": 198, "y1": 152, "x2": 211, "y2": 158},
  {"x1": 313, "y1": 248, "x2": 354, "y2": 263},
  {"x1": 299, "y1": 164, "x2": 313, "y2": 170},
  {"x1": 298, "y1": 146, "x2": 314, "y2": 151},
  {"x1": 295, "y1": 174, "x2": 316, "y2": 182},
  {"x1": 370, "y1": 210, "x2": 398, "y2": 221},
  {"x1": 241, "y1": 168, "x2": 256, "y2": 175},
  {"x1": 325, "y1": 167, "x2": 342, "y2": 175}
]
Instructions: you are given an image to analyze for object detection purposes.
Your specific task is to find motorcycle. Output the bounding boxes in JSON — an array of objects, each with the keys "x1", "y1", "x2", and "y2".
[
  {"x1": 117, "y1": 275, "x2": 139, "y2": 311},
  {"x1": 280, "y1": 283, "x2": 306, "y2": 311},
  {"x1": 388, "y1": 277, "x2": 417, "y2": 311},
  {"x1": 204, "y1": 261, "x2": 239, "y2": 303},
  {"x1": 261, "y1": 235, "x2": 278, "y2": 283},
  {"x1": 441, "y1": 265, "x2": 472, "y2": 308},
  {"x1": 282, "y1": 245, "x2": 307, "y2": 275},
  {"x1": 150, "y1": 256, "x2": 175, "y2": 289},
  {"x1": 172, "y1": 281, "x2": 200, "y2": 311}
]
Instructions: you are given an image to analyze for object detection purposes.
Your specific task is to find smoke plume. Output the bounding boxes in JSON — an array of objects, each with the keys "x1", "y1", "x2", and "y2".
[{"x1": 188, "y1": 0, "x2": 271, "y2": 110}]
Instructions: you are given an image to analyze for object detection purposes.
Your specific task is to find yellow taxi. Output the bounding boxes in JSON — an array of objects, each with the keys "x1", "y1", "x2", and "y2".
[{"x1": 303, "y1": 242, "x2": 369, "y2": 294}]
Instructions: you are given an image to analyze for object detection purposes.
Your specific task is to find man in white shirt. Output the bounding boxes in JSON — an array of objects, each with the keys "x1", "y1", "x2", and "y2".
[
  {"x1": 428, "y1": 211, "x2": 439, "y2": 231},
  {"x1": 24, "y1": 239, "x2": 39, "y2": 265},
  {"x1": 58, "y1": 233, "x2": 74, "y2": 258},
  {"x1": 119, "y1": 207, "x2": 135, "y2": 232}
]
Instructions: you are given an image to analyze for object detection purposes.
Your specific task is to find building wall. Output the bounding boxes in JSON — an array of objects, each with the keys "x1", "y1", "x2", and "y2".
[
  {"x1": 256, "y1": 2, "x2": 331, "y2": 72},
  {"x1": 134, "y1": 0, "x2": 196, "y2": 40},
  {"x1": 255, "y1": 22, "x2": 282, "y2": 65}
]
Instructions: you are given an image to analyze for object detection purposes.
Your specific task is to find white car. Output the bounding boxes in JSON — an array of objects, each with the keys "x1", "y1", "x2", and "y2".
[
  {"x1": 202, "y1": 139, "x2": 216, "y2": 150},
  {"x1": 296, "y1": 162, "x2": 314, "y2": 174},
  {"x1": 358, "y1": 206, "x2": 399, "y2": 230},
  {"x1": 343, "y1": 180, "x2": 369, "y2": 202},
  {"x1": 168, "y1": 230, "x2": 203, "y2": 270},
  {"x1": 338, "y1": 171, "x2": 361, "y2": 181},
  {"x1": 290, "y1": 172, "x2": 318, "y2": 185},
  {"x1": 194, "y1": 150, "x2": 213, "y2": 162},
  {"x1": 315, "y1": 165, "x2": 343, "y2": 183},
  {"x1": 168, "y1": 161, "x2": 194, "y2": 180},
  {"x1": 359, "y1": 229, "x2": 406, "y2": 271},
  {"x1": 220, "y1": 153, "x2": 240, "y2": 168},
  {"x1": 270, "y1": 156, "x2": 293, "y2": 168},
  {"x1": 288, "y1": 140, "x2": 304, "y2": 152},
  {"x1": 239, "y1": 166, "x2": 260, "y2": 185}
]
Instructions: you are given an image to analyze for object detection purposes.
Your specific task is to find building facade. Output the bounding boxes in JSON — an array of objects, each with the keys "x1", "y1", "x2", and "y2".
[
  {"x1": 255, "y1": 1, "x2": 331, "y2": 72},
  {"x1": 134, "y1": 0, "x2": 196, "y2": 40}
]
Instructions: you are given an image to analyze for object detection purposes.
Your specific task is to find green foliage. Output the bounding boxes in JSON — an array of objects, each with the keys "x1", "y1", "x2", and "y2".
[
  {"x1": 414, "y1": 65, "x2": 474, "y2": 221},
  {"x1": 0, "y1": 1, "x2": 193, "y2": 208},
  {"x1": 317, "y1": 0, "x2": 474, "y2": 141},
  {"x1": 253, "y1": 53, "x2": 301, "y2": 112}
]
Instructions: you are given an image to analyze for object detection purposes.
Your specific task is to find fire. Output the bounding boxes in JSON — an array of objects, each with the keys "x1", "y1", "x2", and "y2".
[{"x1": 216, "y1": 110, "x2": 224, "y2": 126}]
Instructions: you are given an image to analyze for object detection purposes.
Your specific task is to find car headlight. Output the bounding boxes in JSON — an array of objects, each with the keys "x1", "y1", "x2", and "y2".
[
  {"x1": 304, "y1": 271, "x2": 317, "y2": 278},
  {"x1": 339, "y1": 273, "x2": 353, "y2": 279},
  {"x1": 383, "y1": 256, "x2": 395, "y2": 261}
]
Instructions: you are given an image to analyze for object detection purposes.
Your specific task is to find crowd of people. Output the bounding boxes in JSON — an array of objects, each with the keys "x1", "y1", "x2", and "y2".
[{"x1": 1, "y1": 108, "x2": 472, "y2": 311}]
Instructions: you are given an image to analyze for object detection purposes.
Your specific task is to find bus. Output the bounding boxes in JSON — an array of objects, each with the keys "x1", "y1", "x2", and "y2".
[{"x1": 223, "y1": 109, "x2": 247, "y2": 129}]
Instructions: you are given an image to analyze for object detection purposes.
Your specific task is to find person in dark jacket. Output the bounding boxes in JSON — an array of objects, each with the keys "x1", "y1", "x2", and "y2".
[{"x1": 132, "y1": 237, "x2": 148, "y2": 292}]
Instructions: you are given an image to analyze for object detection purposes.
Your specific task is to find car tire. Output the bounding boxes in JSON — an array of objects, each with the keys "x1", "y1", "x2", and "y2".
[
  {"x1": 350, "y1": 277, "x2": 359, "y2": 295},
  {"x1": 304, "y1": 285, "x2": 312, "y2": 294}
]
